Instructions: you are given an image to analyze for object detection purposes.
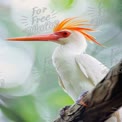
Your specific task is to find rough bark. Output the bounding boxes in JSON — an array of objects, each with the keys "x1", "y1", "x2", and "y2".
[{"x1": 54, "y1": 60, "x2": 122, "y2": 122}]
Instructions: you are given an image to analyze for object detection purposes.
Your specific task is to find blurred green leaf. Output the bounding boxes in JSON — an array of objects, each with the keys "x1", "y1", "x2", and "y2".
[{"x1": 50, "y1": 0, "x2": 75, "y2": 11}]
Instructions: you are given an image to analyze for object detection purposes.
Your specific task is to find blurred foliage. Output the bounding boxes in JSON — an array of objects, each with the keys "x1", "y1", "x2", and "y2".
[
  {"x1": 0, "y1": 0, "x2": 122, "y2": 122},
  {"x1": 50, "y1": 0, "x2": 75, "y2": 11},
  {"x1": 0, "y1": 96, "x2": 41, "y2": 122}
]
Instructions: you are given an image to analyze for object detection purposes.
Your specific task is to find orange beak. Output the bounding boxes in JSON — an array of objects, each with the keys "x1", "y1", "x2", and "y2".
[{"x1": 7, "y1": 33, "x2": 60, "y2": 42}]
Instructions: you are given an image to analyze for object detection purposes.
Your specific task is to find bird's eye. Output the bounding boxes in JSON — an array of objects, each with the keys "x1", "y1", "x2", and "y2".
[
  {"x1": 63, "y1": 32, "x2": 68, "y2": 35},
  {"x1": 62, "y1": 31, "x2": 71, "y2": 37},
  {"x1": 55, "y1": 31, "x2": 71, "y2": 38}
]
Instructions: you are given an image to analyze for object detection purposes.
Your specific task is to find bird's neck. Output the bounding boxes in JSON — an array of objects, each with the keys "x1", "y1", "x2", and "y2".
[
  {"x1": 52, "y1": 34, "x2": 87, "y2": 65},
  {"x1": 60, "y1": 34, "x2": 87, "y2": 55}
]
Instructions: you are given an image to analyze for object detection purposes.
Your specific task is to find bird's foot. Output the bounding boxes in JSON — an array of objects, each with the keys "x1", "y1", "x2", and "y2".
[
  {"x1": 76, "y1": 91, "x2": 88, "y2": 107},
  {"x1": 60, "y1": 105, "x2": 70, "y2": 118}
]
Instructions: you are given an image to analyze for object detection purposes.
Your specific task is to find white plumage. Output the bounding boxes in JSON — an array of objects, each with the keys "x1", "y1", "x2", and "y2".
[
  {"x1": 52, "y1": 30, "x2": 121, "y2": 122},
  {"x1": 52, "y1": 31, "x2": 109, "y2": 100}
]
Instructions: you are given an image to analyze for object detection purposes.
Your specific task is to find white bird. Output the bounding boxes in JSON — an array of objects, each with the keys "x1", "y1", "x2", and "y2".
[{"x1": 7, "y1": 17, "x2": 121, "y2": 122}]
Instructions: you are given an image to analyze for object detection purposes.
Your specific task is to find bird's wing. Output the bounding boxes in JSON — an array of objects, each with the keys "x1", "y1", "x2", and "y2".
[
  {"x1": 58, "y1": 76, "x2": 66, "y2": 91},
  {"x1": 75, "y1": 54, "x2": 109, "y2": 85}
]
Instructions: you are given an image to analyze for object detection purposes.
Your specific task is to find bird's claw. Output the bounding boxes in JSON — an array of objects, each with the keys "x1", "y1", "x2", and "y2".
[
  {"x1": 79, "y1": 100, "x2": 87, "y2": 107},
  {"x1": 76, "y1": 91, "x2": 88, "y2": 107}
]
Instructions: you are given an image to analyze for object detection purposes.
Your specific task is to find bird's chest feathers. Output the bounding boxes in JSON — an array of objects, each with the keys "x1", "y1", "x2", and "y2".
[
  {"x1": 52, "y1": 48, "x2": 81, "y2": 81},
  {"x1": 53, "y1": 52, "x2": 76, "y2": 74}
]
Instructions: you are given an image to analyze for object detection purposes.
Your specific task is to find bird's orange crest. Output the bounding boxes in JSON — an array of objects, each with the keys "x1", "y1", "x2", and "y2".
[{"x1": 53, "y1": 17, "x2": 102, "y2": 46}]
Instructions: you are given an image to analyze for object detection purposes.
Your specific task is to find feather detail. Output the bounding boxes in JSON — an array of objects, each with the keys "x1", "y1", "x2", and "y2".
[
  {"x1": 53, "y1": 17, "x2": 102, "y2": 46},
  {"x1": 75, "y1": 54, "x2": 109, "y2": 86},
  {"x1": 58, "y1": 76, "x2": 66, "y2": 90}
]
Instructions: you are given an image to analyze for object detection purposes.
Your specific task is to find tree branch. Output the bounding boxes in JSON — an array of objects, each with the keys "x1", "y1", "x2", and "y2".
[{"x1": 54, "y1": 60, "x2": 122, "y2": 122}]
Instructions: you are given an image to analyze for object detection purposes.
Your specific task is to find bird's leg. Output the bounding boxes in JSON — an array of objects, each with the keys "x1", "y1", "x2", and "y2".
[
  {"x1": 59, "y1": 91, "x2": 88, "y2": 118},
  {"x1": 76, "y1": 91, "x2": 88, "y2": 107}
]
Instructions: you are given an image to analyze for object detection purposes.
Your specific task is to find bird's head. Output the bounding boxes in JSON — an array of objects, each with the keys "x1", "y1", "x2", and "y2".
[{"x1": 7, "y1": 17, "x2": 102, "y2": 46}]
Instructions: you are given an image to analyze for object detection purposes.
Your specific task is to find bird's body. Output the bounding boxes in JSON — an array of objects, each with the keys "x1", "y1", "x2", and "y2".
[
  {"x1": 52, "y1": 31, "x2": 109, "y2": 101},
  {"x1": 52, "y1": 47, "x2": 93, "y2": 100}
]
